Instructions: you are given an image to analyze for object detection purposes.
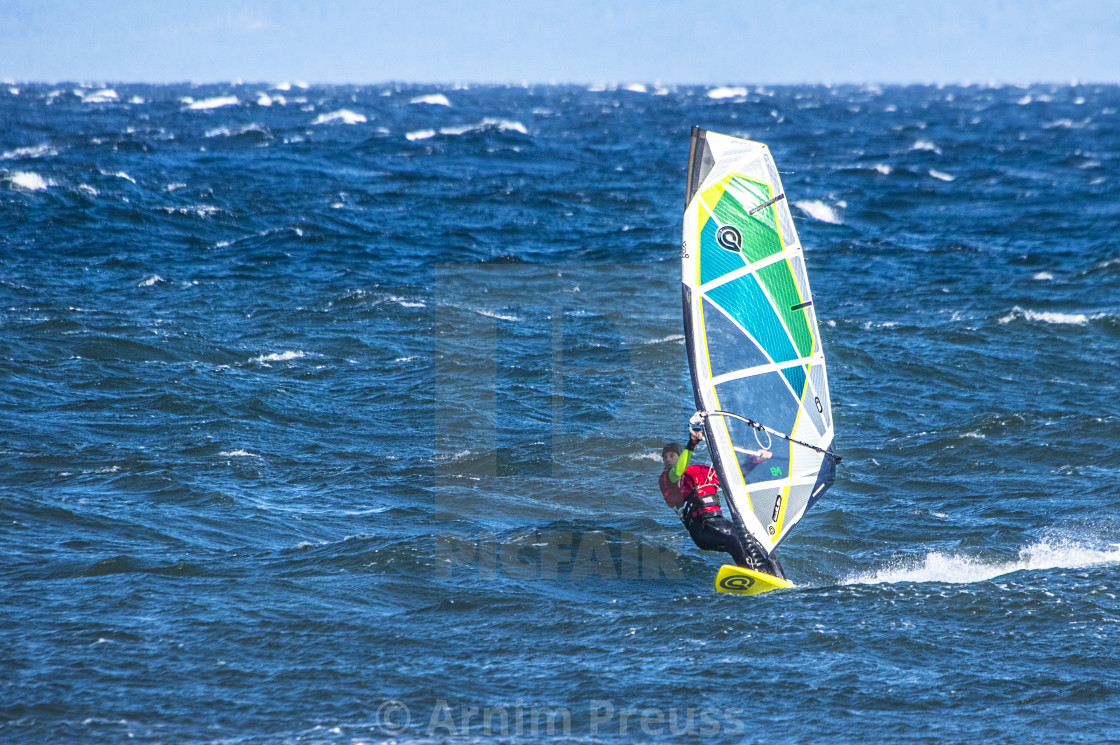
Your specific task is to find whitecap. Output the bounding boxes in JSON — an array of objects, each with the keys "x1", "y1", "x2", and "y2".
[
  {"x1": 2, "y1": 144, "x2": 58, "y2": 160},
  {"x1": 1044, "y1": 118, "x2": 1090, "y2": 130},
  {"x1": 81, "y1": 89, "x2": 119, "y2": 103},
  {"x1": 998, "y1": 306, "x2": 1089, "y2": 326},
  {"x1": 440, "y1": 119, "x2": 528, "y2": 137},
  {"x1": 160, "y1": 205, "x2": 222, "y2": 218},
  {"x1": 622, "y1": 84, "x2": 647, "y2": 93},
  {"x1": 102, "y1": 170, "x2": 136, "y2": 184},
  {"x1": 476, "y1": 309, "x2": 520, "y2": 322},
  {"x1": 312, "y1": 109, "x2": 367, "y2": 125},
  {"x1": 793, "y1": 200, "x2": 843, "y2": 224},
  {"x1": 205, "y1": 123, "x2": 270, "y2": 139},
  {"x1": 929, "y1": 169, "x2": 955, "y2": 181},
  {"x1": 870, "y1": 163, "x2": 892, "y2": 175},
  {"x1": 252, "y1": 351, "x2": 306, "y2": 364},
  {"x1": 7, "y1": 172, "x2": 51, "y2": 191},
  {"x1": 138, "y1": 275, "x2": 163, "y2": 287},
  {"x1": 220, "y1": 449, "x2": 259, "y2": 457},
  {"x1": 410, "y1": 93, "x2": 451, "y2": 106},
  {"x1": 911, "y1": 139, "x2": 942, "y2": 154},
  {"x1": 646, "y1": 334, "x2": 685, "y2": 344},
  {"x1": 406, "y1": 129, "x2": 436, "y2": 141},
  {"x1": 385, "y1": 295, "x2": 426, "y2": 308},
  {"x1": 1032, "y1": 272, "x2": 1054, "y2": 281},
  {"x1": 185, "y1": 96, "x2": 240, "y2": 111},
  {"x1": 844, "y1": 538, "x2": 1120, "y2": 586},
  {"x1": 708, "y1": 86, "x2": 748, "y2": 99}
]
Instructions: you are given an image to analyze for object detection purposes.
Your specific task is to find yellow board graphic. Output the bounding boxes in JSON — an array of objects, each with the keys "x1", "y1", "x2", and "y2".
[{"x1": 714, "y1": 564, "x2": 795, "y2": 596}]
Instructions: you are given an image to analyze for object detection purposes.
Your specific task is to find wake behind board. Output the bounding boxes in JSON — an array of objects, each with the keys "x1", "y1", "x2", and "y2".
[{"x1": 715, "y1": 564, "x2": 794, "y2": 596}]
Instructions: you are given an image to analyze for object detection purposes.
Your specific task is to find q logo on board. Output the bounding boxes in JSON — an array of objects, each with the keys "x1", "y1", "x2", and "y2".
[
  {"x1": 717, "y1": 573, "x2": 755, "y2": 591},
  {"x1": 716, "y1": 225, "x2": 743, "y2": 253}
]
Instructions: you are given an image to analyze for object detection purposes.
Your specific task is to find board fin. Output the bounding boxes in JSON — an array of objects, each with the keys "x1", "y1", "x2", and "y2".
[{"x1": 714, "y1": 564, "x2": 794, "y2": 596}]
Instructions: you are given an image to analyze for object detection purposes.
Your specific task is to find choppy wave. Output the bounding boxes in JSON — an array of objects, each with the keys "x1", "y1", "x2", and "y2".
[
  {"x1": 911, "y1": 139, "x2": 942, "y2": 154},
  {"x1": 998, "y1": 306, "x2": 1095, "y2": 325},
  {"x1": 251, "y1": 351, "x2": 308, "y2": 363},
  {"x1": 79, "y1": 88, "x2": 119, "y2": 104},
  {"x1": 708, "y1": 86, "x2": 748, "y2": 99},
  {"x1": 184, "y1": 96, "x2": 240, "y2": 110},
  {"x1": 313, "y1": 109, "x2": 367, "y2": 125},
  {"x1": 2, "y1": 143, "x2": 58, "y2": 160},
  {"x1": 845, "y1": 539, "x2": 1120, "y2": 586},
  {"x1": 793, "y1": 199, "x2": 844, "y2": 224},
  {"x1": 5, "y1": 171, "x2": 52, "y2": 191},
  {"x1": 410, "y1": 94, "x2": 451, "y2": 106},
  {"x1": 406, "y1": 118, "x2": 528, "y2": 141}
]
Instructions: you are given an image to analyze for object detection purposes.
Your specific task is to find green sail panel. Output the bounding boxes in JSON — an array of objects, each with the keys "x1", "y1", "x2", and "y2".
[
  {"x1": 755, "y1": 261, "x2": 816, "y2": 359},
  {"x1": 698, "y1": 176, "x2": 785, "y2": 286}
]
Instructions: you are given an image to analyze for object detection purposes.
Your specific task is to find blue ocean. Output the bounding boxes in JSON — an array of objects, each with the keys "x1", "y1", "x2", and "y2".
[{"x1": 3, "y1": 82, "x2": 1119, "y2": 744}]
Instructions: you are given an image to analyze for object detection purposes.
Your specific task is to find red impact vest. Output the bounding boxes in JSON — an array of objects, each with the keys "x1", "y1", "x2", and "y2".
[{"x1": 660, "y1": 463, "x2": 723, "y2": 527}]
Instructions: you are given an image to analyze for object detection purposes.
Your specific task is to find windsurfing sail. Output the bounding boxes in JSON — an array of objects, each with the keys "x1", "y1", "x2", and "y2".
[{"x1": 682, "y1": 127, "x2": 838, "y2": 556}]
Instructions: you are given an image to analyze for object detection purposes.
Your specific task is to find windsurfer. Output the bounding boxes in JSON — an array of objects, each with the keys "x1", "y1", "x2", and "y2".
[{"x1": 658, "y1": 424, "x2": 783, "y2": 578}]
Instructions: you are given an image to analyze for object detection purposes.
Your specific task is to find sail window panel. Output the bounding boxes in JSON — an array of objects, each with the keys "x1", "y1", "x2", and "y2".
[
  {"x1": 797, "y1": 365, "x2": 828, "y2": 437},
  {"x1": 787, "y1": 255, "x2": 812, "y2": 311},
  {"x1": 740, "y1": 485, "x2": 781, "y2": 540},
  {"x1": 787, "y1": 254, "x2": 822, "y2": 357},
  {"x1": 713, "y1": 372, "x2": 796, "y2": 486},
  {"x1": 775, "y1": 483, "x2": 816, "y2": 543},
  {"x1": 762, "y1": 159, "x2": 800, "y2": 247},
  {"x1": 809, "y1": 364, "x2": 833, "y2": 431},
  {"x1": 700, "y1": 298, "x2": 771, "y2": 379}
]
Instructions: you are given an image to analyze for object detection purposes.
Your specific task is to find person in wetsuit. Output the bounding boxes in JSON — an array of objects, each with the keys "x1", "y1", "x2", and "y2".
[{"x1": 658, "y1": 423, "x2": 783, "y2": 577}]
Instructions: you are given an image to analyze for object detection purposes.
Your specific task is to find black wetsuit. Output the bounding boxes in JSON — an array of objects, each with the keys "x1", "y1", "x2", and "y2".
[{"x1": 659, "y1": 448, "x2": 782, "y2": 576}]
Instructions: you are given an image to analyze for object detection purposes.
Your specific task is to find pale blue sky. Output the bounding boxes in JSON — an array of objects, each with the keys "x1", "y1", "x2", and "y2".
[{"x1": 2, "y1": 0, "x2": 1118, "y2": 84}]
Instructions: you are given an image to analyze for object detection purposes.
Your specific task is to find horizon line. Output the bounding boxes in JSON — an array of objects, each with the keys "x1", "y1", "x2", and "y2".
[{"x1": 5, "y1": 78, "x2": 1116, "y2": 88}]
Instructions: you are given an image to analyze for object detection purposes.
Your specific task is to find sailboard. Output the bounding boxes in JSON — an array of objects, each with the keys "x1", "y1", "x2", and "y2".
[{"x1": 681, "y1": 127, "x2": 839, "y2": 595}]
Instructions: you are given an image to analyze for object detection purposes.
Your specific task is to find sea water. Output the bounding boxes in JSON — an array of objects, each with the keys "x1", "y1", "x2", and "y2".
[{"x1": 2, "y1": 83, "x2": 1120, "y2": 744}]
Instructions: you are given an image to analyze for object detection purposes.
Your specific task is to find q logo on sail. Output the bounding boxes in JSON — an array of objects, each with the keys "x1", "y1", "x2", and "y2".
[{"x1": 716, "y1": 225, "x2": 742, "y2": 253}]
